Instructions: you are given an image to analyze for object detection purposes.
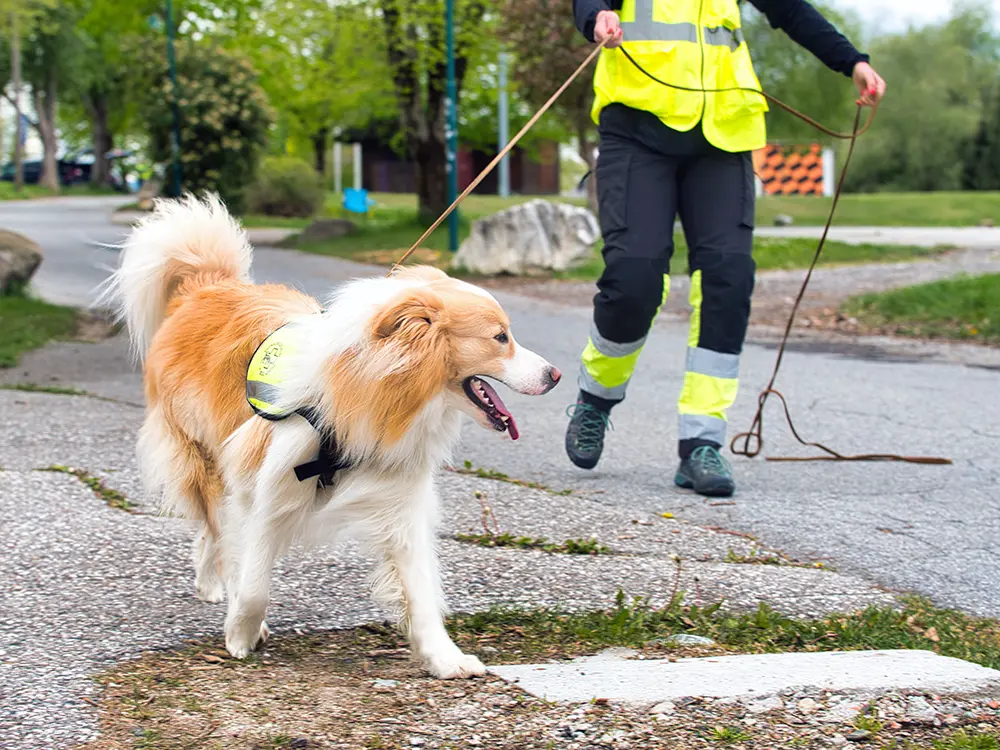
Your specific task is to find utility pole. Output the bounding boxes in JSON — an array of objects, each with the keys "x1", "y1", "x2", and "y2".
[
  {"x1": 165, "y1": 0, "x2": 182, "y2": 198},
  {"x1": 497, "y1": 52, "x2": 510, "y2": 198},
  {"x1": 445, "y1": 0, "x2": 459, "y2": 252}
]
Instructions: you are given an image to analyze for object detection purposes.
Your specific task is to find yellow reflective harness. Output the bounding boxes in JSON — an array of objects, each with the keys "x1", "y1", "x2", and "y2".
[{"x1": 245, "y1": 322, "x2": 352, "y2": 487}]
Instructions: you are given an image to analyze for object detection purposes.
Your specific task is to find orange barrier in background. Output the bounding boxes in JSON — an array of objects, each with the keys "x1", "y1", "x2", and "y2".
[{"x1": 752, "y1": 144, "x2": 830, "y2": 196}]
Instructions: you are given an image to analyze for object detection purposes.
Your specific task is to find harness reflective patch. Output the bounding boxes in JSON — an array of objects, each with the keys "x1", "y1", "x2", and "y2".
[{"x1": 246, "y1": 323, "x2": 298, "y2": 420}]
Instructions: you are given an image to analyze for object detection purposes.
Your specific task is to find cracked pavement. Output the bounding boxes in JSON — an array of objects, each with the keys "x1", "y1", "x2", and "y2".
[{"x1": 1, "y1": 197, "x2": 998, "y2": 747}]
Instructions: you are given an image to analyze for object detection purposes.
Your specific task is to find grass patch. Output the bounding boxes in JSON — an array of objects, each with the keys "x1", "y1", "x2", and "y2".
[
  {"x1": 932, "y1": 730, "x2": 1000, "y2": 749},
  {"x1": 724, "y1": 545, "x2": 826, "y2": 569},
  {"x1": 450, "y1": 460, "x2": 574, "y2": 496},
  {"x1": 447, "y1": 591, "x2": 1000, "y2": 669},
  {"x1": 38, "y1": 464, "x2": 134, "y2": 512},
  {"x1": 455, "y1": 531, "x2": 612, "y2": 556},
  {"x1": 706, "y1": 725, "x2": 753, "y2": 744},
  {"x1": 844, "y1": 273, "x2": 1000, "y2": 343},
  {"x1": 0, "y1": 294, "x2": 78, "y2": 367},
  {"x1": 0, "y1": 183, "x2": 118, "y2": 200},
  {"x1": 0, "y1": 382, "x2": 88, "y2": 397},
  {"x1": 754, "y1": 190, "x2": 1000, "y2": 228},
  {"x1": 240, "y1": 214, "x2": 314, "y2": 230}
]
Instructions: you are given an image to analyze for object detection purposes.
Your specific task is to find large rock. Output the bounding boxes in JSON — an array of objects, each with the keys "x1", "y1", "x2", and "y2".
[
  {"x1": 454, "y1": 199, "x2": 599, "y2": 276},
  {"x1": 0, "y1": 229, "x2": 43, "y2": 295}
]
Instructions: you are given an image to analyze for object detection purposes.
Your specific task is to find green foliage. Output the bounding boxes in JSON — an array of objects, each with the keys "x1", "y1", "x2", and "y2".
[
  {"x1": 242, "y1": 0, "x2": 396, "y2": 165},
  {"x1": 248, "y1": 156, "x2": 324, "y2": 218},
  {"x1": 844, "y1": 272, "x2": 1000, "y2": 343},
  {"x1": 139, "y1": 41, "x2": 274, "y2": 214},
  {"x1": 845, "y1": 4, "x2": 1000, "y2": 192},
  {"x1": 0, "y1": 293, "x2": 77, "y2": 368}
]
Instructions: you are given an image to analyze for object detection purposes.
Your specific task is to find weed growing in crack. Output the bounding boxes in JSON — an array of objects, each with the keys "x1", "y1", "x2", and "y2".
[
  {"x1": 706, "y1": 725, "x2": 752, "y2": 744},
  {"x1": 38, "y1": 465, "x2": 134, "y2": 512},
  {"x1": 456, "y1": 531, "x2": 612, "y2": 556},
  {"x1": 451, "y1": 460, "x2": 574, "y2": 495}
]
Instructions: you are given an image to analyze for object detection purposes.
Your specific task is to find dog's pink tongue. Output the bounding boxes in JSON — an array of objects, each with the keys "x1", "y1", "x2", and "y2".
[{"x1": 481, "y1": 380, "x2": 519, "y2": 440}]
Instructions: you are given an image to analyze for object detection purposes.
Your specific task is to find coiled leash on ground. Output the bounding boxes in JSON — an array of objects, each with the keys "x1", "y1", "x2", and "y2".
[{"x1": 389, "y1": 37, "x2": 952, "y2": 466}]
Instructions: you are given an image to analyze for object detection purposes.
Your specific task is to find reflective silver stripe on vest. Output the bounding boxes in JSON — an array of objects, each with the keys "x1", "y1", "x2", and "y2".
[
  {"x1": 704, "y1": 25, "x2": 744, "y2": 52},
  {"x1": 621, "y1": 0, "x2": 744, "y2": 50},
  {"x1": 247, "y1": 380, "x2": 285, "y2": 407}
]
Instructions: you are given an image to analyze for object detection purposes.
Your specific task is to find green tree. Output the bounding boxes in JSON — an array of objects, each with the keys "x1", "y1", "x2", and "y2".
[
  {"x1": 139, "y1": 40, "x2": 275, "y2": 213},
  {"x1": 378, "y1": 0, "x2": 490, "y2": 220},
  {"x1": 244, "y1": 0, "x2": 395, "y2": 176},
  {"x1": 0, "y1": 0, "x2": 58, "y2": 189},
  {"x1": 69, "y1": 0, "x2": 160, "y2": 187},
  {"x1": 498, "y1": 0, "x2": 598, "y2": 210},
  {"x1": 844, "y1": 4, "x2": 1000, "y2": 192},
  {"x1": 19, "y1": 2, "x2": 83, "y2": 191}
]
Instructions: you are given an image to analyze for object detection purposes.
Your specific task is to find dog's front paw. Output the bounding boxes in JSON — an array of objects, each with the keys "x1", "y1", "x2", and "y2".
[
  {"x1": 225, "y1": 618, "x2": 270, "y2": 659},
  {"x1": 425, "y1": 651, "x2": 486, "y2": 680}
]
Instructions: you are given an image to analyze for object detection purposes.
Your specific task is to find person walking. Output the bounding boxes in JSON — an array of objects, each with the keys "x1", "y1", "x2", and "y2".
[{"x1": 566, "y1": 0, "x2": 885, "y2": 497}]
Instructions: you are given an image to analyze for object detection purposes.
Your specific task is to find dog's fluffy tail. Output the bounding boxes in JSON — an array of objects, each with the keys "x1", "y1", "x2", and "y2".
[{"x1": 98, "y1": 193, "x2": 252, "y2": 361}]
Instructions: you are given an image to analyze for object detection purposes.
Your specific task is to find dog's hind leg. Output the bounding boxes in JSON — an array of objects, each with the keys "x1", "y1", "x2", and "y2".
[
  {"x1": 369, "y1": 475, "x2": 486, "y2": 680},
  {"x1": 139, "y1": 405, "x2": 226, "y2": 602}
]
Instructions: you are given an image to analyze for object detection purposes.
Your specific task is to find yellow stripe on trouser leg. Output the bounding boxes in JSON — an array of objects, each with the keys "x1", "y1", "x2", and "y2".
[
  {"x1": 678, "y1": 269, "x2": 740, "y2": 446},
  {"x1": 579, "y1": 274, "x2": 670, "y2": 402}
]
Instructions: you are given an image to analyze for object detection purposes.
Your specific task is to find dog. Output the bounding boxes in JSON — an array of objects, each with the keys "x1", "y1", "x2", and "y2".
[{"x1": 100, "y1": 193, "x2": 561, "y2": 679}]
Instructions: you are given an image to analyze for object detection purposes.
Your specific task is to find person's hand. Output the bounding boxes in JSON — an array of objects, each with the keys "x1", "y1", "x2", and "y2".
[
  {"x1": 852, "y1": 61, "x2": 886, "y2": 107},
  {"x1": 594, "y1": 10, "x2": 623, "y2": 48}
]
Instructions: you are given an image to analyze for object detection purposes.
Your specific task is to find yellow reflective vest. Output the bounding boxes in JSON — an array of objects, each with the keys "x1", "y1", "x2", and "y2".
[{"x1": 592, "y1": 0, "x2": 768, "y2": 153}]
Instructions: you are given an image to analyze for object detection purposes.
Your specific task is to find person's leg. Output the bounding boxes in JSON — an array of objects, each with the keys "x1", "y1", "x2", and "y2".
[
  {"x1": 674, "y1": 148, "x2": 756, "y2": 496},
  {"x1": 566, "y1": 129, "x2": 678, "y2": 469}
]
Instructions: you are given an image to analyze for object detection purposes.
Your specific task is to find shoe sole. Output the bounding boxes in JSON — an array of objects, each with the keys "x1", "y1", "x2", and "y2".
[{"x1": 675, "y1": 473, "x2": 735, "y2": 498}]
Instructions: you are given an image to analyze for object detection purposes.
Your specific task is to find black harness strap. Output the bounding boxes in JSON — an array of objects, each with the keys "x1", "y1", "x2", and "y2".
[{"x1": 292, "y1": 406, "x2": 353, "y2": 488}]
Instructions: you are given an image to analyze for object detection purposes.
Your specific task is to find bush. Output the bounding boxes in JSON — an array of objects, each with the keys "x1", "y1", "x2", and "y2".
[
  {"x1": 247, "y1": 157, "x2": 324, "y2": 218},
  {"x1": 140, "y1": 41, "x2": 274, "y2": 214}
]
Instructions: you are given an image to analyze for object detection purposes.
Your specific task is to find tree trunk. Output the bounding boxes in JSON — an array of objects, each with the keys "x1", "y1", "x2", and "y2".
[
  {"x1": 312, "y1": 127, "x2": 329, "y2": 176},
  {"x1": 87, "y1": 89, "x2": 113, "y2": 187},
  {"x1": 33, "y1": 79, "x2": 60, "y2": 193},
  {"x1": 414, "y1": 134, "x2": 448, "y2": 221},
  {"x1": 11, "y1": 14, "x2": 23, "y2": 191}
]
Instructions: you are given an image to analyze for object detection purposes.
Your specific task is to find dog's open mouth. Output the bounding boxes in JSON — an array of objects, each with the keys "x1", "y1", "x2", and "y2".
[{"x1": 463, "y1": 376, "x2": 520, "y2": 440}]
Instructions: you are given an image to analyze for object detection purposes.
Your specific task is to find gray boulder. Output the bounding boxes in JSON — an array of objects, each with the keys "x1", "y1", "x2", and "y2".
[
  {"x1": 0, "y1": 229, "x2": 43, "y2": 295},
  {"x1": 454, "y1": 199, "x2": 599, "y2": 276}
]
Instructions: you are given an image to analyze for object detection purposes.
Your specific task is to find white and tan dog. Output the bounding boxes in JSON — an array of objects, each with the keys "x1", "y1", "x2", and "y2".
[{"x1": 100, "y1": 194, "x2": 561, "y2": 678}]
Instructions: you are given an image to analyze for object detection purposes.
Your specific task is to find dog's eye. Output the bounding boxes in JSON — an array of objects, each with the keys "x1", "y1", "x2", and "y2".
[{"x1": 494, "y1": 332, "x2": 509, "y2": 344}]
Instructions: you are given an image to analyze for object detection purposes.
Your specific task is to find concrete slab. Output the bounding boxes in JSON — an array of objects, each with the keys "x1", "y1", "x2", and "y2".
[{"x1": 488, "y1": 649, "x2": 1000, "y2": 705}]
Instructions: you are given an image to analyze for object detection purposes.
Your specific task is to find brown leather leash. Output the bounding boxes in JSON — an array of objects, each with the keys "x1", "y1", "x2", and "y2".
[{"x1": 388, "y1": 37, "x2": 952, "y2": 466}]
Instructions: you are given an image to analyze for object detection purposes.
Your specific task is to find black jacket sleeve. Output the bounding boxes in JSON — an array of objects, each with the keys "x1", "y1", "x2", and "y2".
[
  {"x1": 746, "y1": 0, "x2": 869, "y2": 76},
  {"x1": 573, "y1": 0, "x2": 617, "y2": 43}
]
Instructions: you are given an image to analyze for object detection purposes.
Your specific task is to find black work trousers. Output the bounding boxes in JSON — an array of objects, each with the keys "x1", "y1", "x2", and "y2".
[{"x1": 577, "y1": 104, "x2": 757, "y2": 458}]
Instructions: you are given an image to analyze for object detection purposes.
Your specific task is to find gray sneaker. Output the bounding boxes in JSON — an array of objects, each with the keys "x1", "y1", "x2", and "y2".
[
  {"x1": 675, "y1": 445, "x2": 736, "y2": 498},
  {"x1": 565, "y1": 399, "x2": 612, "y2": 470}
]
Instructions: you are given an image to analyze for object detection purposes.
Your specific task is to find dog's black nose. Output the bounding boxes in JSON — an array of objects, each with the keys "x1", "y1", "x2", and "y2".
[{"x1": 546, "y1": 366, "x2": 562, "y2": 386}]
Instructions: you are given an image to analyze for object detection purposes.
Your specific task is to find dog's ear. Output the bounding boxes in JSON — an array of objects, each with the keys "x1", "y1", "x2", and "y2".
[{"x1": 372, "y1": 287, "x2": 444, "y2": 341}]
